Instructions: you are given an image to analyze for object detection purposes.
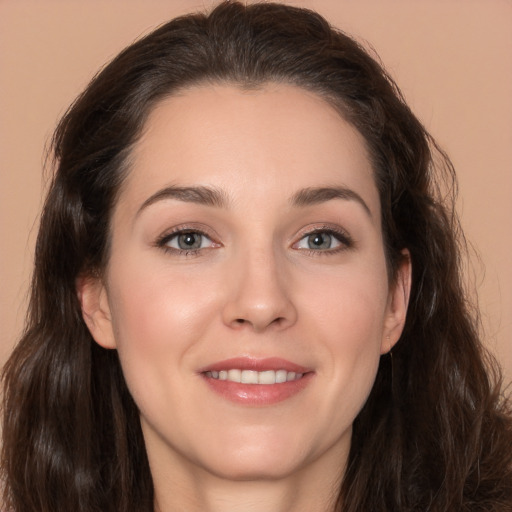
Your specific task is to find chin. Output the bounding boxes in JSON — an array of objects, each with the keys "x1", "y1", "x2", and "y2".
[
  {"x1": 193, "y1": 429, "x2": 313, "y2": 481},
  {"x1": 202, "y1": 454, "x2": 304, "y2": 482}
]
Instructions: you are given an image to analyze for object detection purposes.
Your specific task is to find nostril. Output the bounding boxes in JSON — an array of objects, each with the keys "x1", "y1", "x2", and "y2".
[{"x1": 234, "y1": 317, "x2": 283, "y2": 326}]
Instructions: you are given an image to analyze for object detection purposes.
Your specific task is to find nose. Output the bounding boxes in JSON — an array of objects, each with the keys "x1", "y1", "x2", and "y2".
[{"x1": 221, "y1": 248, "x2": 298, "y2": 333}]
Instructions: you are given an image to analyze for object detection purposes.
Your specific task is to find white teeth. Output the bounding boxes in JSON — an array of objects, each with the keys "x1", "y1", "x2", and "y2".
[
  {"x1": 258, "y1": 370, "x2": 276, "y2": 384},
  {"x1": 241, "y1": 370, "x2": 259, "y2": 384},
  {"x1": 227, "y1": 369, "x2": 241, "y2": 383},
  {"x1": 275, "y1": 369, "x2": 287, "y2": 383},
  {"x1": 206, "y1": 369, "x2": 305, "y2": 384}
]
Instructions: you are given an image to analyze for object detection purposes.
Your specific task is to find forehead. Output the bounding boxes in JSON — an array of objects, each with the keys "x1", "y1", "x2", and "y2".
[{"x1": 119, "y1": 83, "x2": 379, "y2": 218}]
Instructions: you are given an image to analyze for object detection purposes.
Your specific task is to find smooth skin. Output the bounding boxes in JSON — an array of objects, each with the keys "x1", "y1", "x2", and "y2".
[{"x1": 79, "y1": 84, "x2": 411, "y2": 512}]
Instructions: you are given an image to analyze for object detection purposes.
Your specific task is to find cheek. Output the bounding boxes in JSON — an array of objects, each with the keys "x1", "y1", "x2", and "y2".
[
  {"x1": 305, "y1": 263, "x2": 389, "y2": 344},
  {"x1": 302, "y1": 265, "x2": 388, "y2": 411},
  {"x1": 110, "y1": 254, "x2": 213, "y2": 326},
  {"x1": 323, "y1": 286, "x2": 385, "y2": 386},
  {"x1": 105, "y1": 262, "x2": 226, "y2": 427},
  {"x1": 106, "y1": 259, "x2": 221, "y2": 377}
]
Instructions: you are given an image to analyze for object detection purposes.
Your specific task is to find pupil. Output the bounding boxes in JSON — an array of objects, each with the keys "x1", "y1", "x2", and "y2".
[{"x1": 308, "y1": 233, "x2": 331, "y2": 249}]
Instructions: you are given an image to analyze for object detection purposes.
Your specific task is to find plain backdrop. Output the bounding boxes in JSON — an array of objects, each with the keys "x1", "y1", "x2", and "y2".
[{"x1": 1, "y1": 0, "x2": 511, "y2": 383}]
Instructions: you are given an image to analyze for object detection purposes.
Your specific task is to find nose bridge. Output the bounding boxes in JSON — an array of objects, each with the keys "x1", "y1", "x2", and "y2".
[{"x1": 222, "y1": 240, "x2": 297, "y2": 332}]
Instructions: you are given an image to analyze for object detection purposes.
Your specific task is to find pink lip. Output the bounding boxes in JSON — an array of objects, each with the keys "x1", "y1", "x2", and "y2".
[{"x1": 198, "y1": 357, "x2": 314, "y2": 406}]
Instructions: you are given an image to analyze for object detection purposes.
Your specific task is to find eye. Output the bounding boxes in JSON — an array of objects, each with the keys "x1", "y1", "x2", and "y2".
[
  {"x1": 294, "y1": 228, "x2": 353, "y2": 253},
  {"x1": 157, "y1": 229, "x2": 218, "y2": 254},
  {"x1": 296, "y1": 232, "x2": 341, "y2": 251},
  {"x1": 169, "y1": 231, "x2": 209, "y2": 250}
]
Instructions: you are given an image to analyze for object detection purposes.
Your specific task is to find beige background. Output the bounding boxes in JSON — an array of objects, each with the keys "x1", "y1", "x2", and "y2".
[{"x1": 1, "y1": 0, "x2": 511, "y2": 383}]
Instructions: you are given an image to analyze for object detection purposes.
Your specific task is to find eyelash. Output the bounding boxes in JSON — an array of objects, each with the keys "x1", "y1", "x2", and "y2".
[
  {"x1": 155, "y1": 226, "x2": 217, "y2": 257},
  {"x1": 294, "y1": 226, "x2": 354, "y2": 256},
  {"x1": 154, "y1": 225, "x2": 354, "y2": 257}
]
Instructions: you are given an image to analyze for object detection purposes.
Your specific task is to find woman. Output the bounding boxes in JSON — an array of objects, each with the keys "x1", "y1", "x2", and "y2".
[{"x1": 2, "y1": 1, "x2": 511, "y2": 511}]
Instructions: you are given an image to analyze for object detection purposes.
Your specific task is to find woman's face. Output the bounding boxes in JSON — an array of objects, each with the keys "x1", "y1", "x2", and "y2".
[{"x1": 81, "y1": 84, "x2": 410, "y2": 483}]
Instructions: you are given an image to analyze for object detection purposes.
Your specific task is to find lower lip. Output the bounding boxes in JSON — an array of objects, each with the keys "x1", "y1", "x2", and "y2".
[{"x1": 202, "y1": 373, "x2": 314, "y2": 406}]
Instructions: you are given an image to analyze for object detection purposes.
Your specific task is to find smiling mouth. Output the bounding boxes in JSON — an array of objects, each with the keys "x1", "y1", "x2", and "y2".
[
  {"x1": 200, "y1": 358, "x2": 313, "y2": 405},
  {"x1": 204, "y1": 369, "x2": 304, "y2": 385}
]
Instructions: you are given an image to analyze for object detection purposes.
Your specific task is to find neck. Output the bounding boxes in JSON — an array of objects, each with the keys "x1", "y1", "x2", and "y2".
[{"x1": 151, "y1": 448, "x2": 345, "y2": 512}]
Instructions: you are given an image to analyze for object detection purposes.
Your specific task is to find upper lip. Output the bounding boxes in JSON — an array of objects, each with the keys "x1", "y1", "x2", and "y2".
[{"x1": 198, "y1": 357, "x2": 311, "y2": 374}]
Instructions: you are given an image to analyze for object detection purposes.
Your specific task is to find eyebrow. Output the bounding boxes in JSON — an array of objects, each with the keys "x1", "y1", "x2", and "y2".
[
  {"x1": 136, "y1": 185, "x2": 229, "y2": 217},
  {"x1": 136, "y1": 184, "x2": 371, "y2": 218},
  {"x1": 291, "y1": 186, "x2": 372, "y2": 217}
]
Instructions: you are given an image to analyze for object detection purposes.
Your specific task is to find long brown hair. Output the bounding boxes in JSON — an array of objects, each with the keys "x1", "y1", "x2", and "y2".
[{"x1": 2, "y1": 2, "x2": 511, "y2": 511}]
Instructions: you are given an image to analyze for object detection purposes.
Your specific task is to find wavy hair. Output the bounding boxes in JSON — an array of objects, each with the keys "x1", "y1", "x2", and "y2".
[{"x1": 2, "y1": 2, "x2": 511, "y2": 511}]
